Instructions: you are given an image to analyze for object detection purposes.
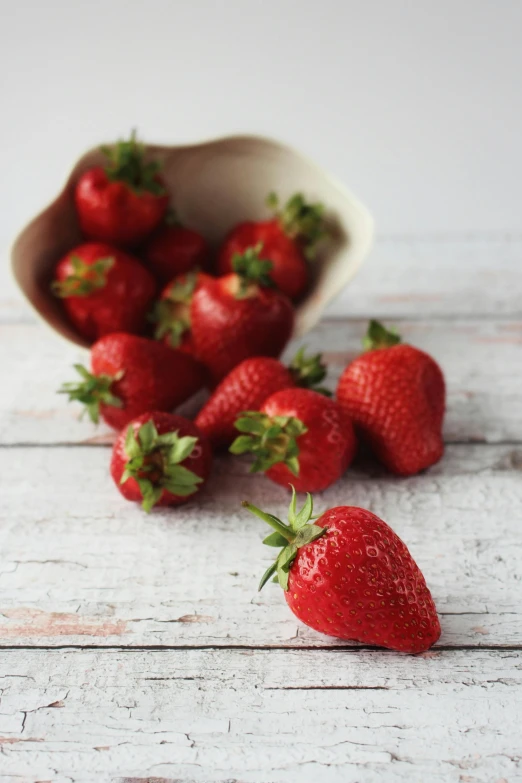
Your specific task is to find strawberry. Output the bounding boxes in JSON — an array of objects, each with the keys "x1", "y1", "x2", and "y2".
[
  {"x1": 111, "y1": 411, "x2": 212, "y2": 511},
  {"x1": 59, "y1": 333, "x2": 205, "y2": 430},
  {"x1": 230, "y1": 388, "x2": 356, "y2": 492},
  {"x1": 336, "y1": 320, "x2": 446, "y2": 476},
  {"x1": 242, "y1": 490, "x2": 441, "y2": 653},
  {"x1": 75, "y1": 131, "x2": 169, "y2": 247},
  {"x1": 143, "y1": 210, "x2": 209, "y2": 284},
  {"x1": 217, "y1": 192, "x2": 328, "y2": 300},
  {"x1": 191, "y1": 246, "x2": 294, "y2": 382},
  {"x1": 149, "y1": 271, "x2": 211, "y2": 353},
  {"x1": 52, "y1": 242, "x2": 155, "y2": 342},
  {"x1": 195, "y1": 348, "x2": 330, "y2": 449}
]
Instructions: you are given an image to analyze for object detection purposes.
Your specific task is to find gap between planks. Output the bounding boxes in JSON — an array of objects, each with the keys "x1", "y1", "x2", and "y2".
[{"x1": 0, "y1": 643, "x2": 521, "y2": 652}]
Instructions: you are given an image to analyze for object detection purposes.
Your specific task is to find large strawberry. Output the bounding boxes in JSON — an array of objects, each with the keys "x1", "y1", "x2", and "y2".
[
  {"x1": 336, "y1": 320, "x2": 445, "y2": 476},
  {"x1": 195, "y1": 348, "x2": 330, "y2": 449},
  {"x1": 230, "y1": 388, "x2": 356, "y2": 492},
  {"x1": 143, "y1": 210, "x2": 209, "y2": 284},
  {"x1": 191, "y1": 246, "x2": 294, "y2": 382},
  {"x1": 75, "y1": 131, "x2": 169, "y2": 246},
  {"x1": 217, "y1": 193, "x2": 328, "y2": 300},
  {"x1": 52, "y1": 242, "x2": 155, "y2": 341},
  {"x1": 59, "y1": 333, "x2": 205, "y2": 429},
  {"x1": 242, "y1": 490, "x2": 441, "y2": 653},
  {"x1": 111, "y1": 411, "x2": 212, "y2": 511},
  {"x1": 149, "y1": 271, "x2": 211, "y2": 353}
]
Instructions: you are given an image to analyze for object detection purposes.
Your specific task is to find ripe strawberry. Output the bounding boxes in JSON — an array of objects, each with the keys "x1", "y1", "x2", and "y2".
[
  {"x1": 52, "y1": 242, "x2": 155, "y2": 342},
  {"x1": 195, "y1": 348, "x2": 330, "y2": 449},
  {"x1": 111, "y1": 412, "x2": 212, "y2": 511},
  {"x1": 242, "y1": 490, "x2": 441, "y2": 653},
  {"x1": 230, "y1": 388, "x2": 356, "y2": 492},
  {"x1": 149, "y1": 271, "x2": 211, "y2": 353},
  {"x1": 336, "y1": 320, "x2": 445, "y2": 476},
  {"x1": 75, "y1": 131, "x2": 169, "y2": 247},
  {"x1": 191, "y1": 246, "x2": 294, "y2": 382},
  {"x1": 143, "y1": 210, "x2": 209, "y2": 284},
  {"x1": 217, "y1": 192, "x2": 328, "y2": 300},
  {"x1": 59, "y1": 333, "x2": 205, "y2": 430}
]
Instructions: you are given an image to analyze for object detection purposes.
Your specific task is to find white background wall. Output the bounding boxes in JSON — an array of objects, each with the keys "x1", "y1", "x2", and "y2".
[{"x1": 1, "y1": 0, "x2": 521, "y2": 256}]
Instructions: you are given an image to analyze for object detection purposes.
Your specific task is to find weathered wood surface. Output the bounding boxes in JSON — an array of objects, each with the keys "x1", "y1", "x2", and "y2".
[
  {"x1": 0, "y1": 444, "x2": 521, "y2": 648},
  {"x1": 1, "y1": 235, "x2": 522, "y2": 782},
  {"x1": 1, "y1": 316, "x2": 522, "y2": 446},
  {"x1": 3, "y1": 236, "x2": 522, "y2": 322},
  {"x1": 0, "y1": 648, "x2": 521, "y2": 783}
]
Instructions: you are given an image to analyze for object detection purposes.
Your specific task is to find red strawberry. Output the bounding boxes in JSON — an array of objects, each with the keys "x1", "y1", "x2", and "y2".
[
  {"x1": 242, "y1": 490, "x2": 441, "y2": 653},
  {"x1": 143, "y1": 210, "x2": 209, "y2": 284},
  {"x1": 336, "y1": 320, "x2": 445, "y2": 476},
  {"x1": 191, "y1": 246, "x2": 294, "y2": 382},
  {"x1": 149, "y1": 271, "x2": 211, "y2": 353},
  {"x1": 59, "y1": 333, "x2": 205, "y2": 429},
  {"x1": 111, "y1": 411, "x2": 212, "y2": 511},
  {"x1": 195, "y1": 348, "x2": 330, "y2": 449},
  {"x1": 230, "y1": 388, "x2": 356, "y2": 492},
  {"x1": 217, "y1": 192, "x2": 328, "y2": 300},
  {"x1": 75, "y1": 131, "x2": 169, "y2": 246},
  {"x1": 52, "y1": 242, "x2": 155, "y2": 342}
]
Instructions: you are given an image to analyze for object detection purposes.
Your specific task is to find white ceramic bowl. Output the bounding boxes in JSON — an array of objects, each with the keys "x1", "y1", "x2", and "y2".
[{"x1": 11, "y1": 134, "x2": 374, "y2": 348}]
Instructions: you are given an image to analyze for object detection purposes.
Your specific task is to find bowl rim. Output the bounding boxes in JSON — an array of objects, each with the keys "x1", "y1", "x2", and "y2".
[{"x1": 10, "y1": 131, "x2": 374, "y2": 347}]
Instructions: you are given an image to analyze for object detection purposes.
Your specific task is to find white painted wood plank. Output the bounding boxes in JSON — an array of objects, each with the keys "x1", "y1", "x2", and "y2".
[
  {"x1": 0, "y1": 648, "x2": 520, "y2": 782},
  {"x1": 0, "y1": 445, "x2": 520, "y2": 648},
  {"x1": 1, "y1": 316, "x2": 520, "y2": 446},
  {"x1": 3, "y1": 237, "x2": 522, "y2": 324},
  {"x1": 334, "y1": 235, "x2": 522, "y2": 319}
]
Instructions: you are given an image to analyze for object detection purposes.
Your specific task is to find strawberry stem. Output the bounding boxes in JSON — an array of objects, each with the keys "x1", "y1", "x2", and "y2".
[
  {"x1": 242, "y1": 488, "x2": 327, "y2": 591},
  {"x1": 52, "y1": 255, "x2": 114, "y2": 298},
  {"x1": 231, "y1": 244, "x2": 274, "y2": 298},
  {"x1": 100, "y1": 130, "x2": 166, "y2": 196},
  {"x1": 230, "y1": 411, "x2": 307, "y2": 475},
  {"x1": 149, "y1": 272, "x2": 197, "y2": 347},
  {"x1": 241, "y1": 501, "x2": 294, "y2": 540},
  {"x1": 288, "y1": 346, "x2": 331, "y2": 396},
  {"x1": 363, "y1": 320, "x2": 402, "y2": 351},
  {"x1": 267, "y1": 192, "x2": 328, "y2": 259},
  {"x1": 121, "y1": 419, "x2": 203, "y2": 512},
  {"x1": 58, "y1": 364, "x2": 123, "y2": 423}
]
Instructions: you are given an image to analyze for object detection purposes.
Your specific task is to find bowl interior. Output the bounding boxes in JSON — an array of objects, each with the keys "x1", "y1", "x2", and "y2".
[{"x1": 11, "y1": 135, "x2": 373, "y2": 347}]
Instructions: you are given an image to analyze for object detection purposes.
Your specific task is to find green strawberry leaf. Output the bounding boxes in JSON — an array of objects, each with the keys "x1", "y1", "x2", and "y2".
[
  {"x1": 230, "y1": 411, "x2": 307, "y2": 476},
  {"x1": 242, "y1": 490, "x2": 327, "y2": 592},
  {"x1": 120, "y1": 420, "x2": 203, "y2": 512},
  {"x1": 58, "y1": 364, "x2": 122, "y2": 423},
  {"x1": 363, "y1": 319, "x2": 402, "y2": 351},
  {"x1": 263, "y1": 532, "x2": 289, "y2": 547}
]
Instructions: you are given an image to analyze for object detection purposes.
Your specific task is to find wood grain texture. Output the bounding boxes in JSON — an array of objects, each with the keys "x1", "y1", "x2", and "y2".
[
  {"x1": 1, "y1": 236, "x2": 521, "y2": 782},
  {"x1": 0, "y1": 445, "x2": 521, "y2": 648},
  {"x1": 3, "y1": 236, "x2": 522, "y2": 322},
  {"x1": 0, "y1": 648, "x2": 521, "y2": 783},
  {"x1": 1, "y1": 316, "x2": 521, "y2": 446}
]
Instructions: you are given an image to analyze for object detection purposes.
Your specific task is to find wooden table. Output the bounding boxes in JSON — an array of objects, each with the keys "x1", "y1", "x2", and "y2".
[{"x1": 1, "y1": 237, "x2": 521, "y2": 782}]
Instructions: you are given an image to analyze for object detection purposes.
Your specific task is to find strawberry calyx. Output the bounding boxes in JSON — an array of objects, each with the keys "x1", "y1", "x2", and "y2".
[
  {"x1": 121, "y1": 419, "x2": 203, "y2": 512},
  {"x1": 289, "y1": 346, "x2": 331, "y2": 396},
  {"x1": 149, "y1": 272, "x2": 198, "y2": 347},
  {"x1": 242, "y1": 487, "x2": 327, "y2": 590},
  {"x1": 231, "y1": 244, "x2": 274, "y2": 298},
  {"x1": 100, "y1": 130, "x2": 166, "y2": 196},
  {"x1": 363, "y1": 319, "x2": 402, "y2": 351},
  {"x1": 58, "y1": 364, "x2": 123, "y2": 423},
  {"x1": 229, "y1": 411, "x2": 307, "y2": 475},
  {"x1": 266, "y1": 192, "x2": 328, "y2": 259},
  {"x1": 52, "y1": 255, "x2": 114, "y2": 298}
]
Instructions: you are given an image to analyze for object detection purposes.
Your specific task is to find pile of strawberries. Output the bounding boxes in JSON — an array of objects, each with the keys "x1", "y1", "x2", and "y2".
[{"x1": 54, "y1": 133, "x2": 446, "y2": 654}]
